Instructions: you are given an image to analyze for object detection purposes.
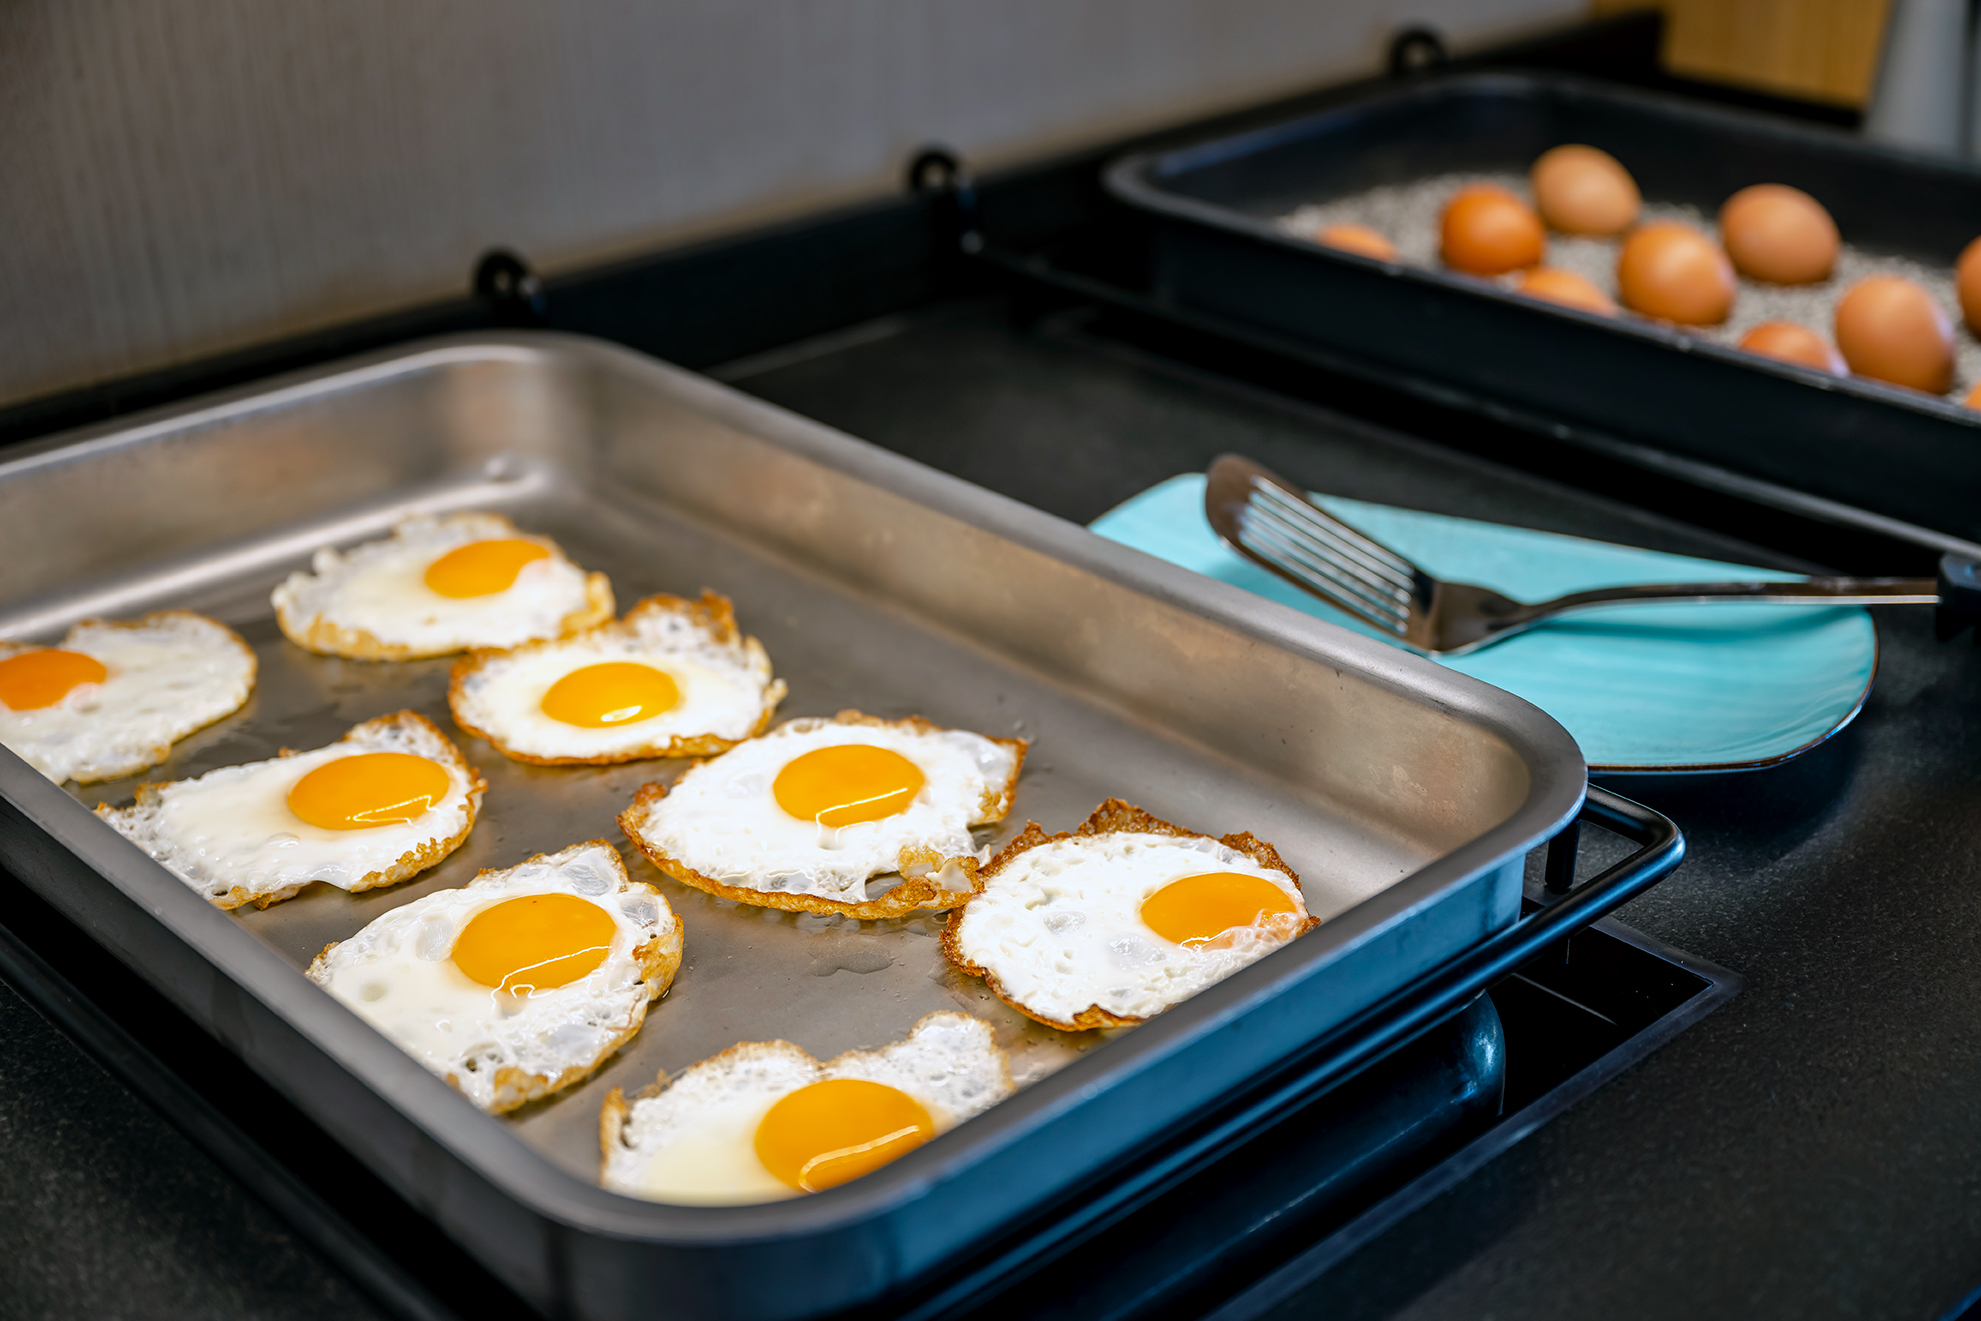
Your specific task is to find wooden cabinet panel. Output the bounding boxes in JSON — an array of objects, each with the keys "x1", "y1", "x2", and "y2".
[{"x1": 1592, "y1": 0, "x2": 1894, "y2": 106}]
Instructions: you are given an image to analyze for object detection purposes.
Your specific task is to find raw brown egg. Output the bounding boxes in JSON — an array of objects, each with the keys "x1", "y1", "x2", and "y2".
[
  {"x1": 1516, "y1": 267, "x2": 1616, "y2": 315},
  {"x1": 1956, "y1": 236, "x2": 1981, "y2": 335},
  {"x1": 1314, "y1": 223, "x2": 1396, "y2": 262},
  {"x1": 1833, "y1": 275, "x2": 1954, "y2": 392},
  {"x1": 1529, "y1": 145, "x2": 1640, "y2": 236},
  {"x1": 1616, "y1": 222, "x2": 1736, "y2": 324},
  {"x1": 1718, "y1": 185, "x2": 1838, "y2": 285},
  {"x1": 1440, "y1": 185, "x2": 1545, "y2": 276},
  {"x1": 1737, "y1": 321, "x2": 1844, "y2": 374},
  {"x1": 1964, "y1": 380, "x2": 1981, "y2": 410}
]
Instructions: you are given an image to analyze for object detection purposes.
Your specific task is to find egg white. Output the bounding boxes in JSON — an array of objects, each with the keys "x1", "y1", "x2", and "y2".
[
  {"x1": 310, "y1": 840, "x2": 680, "y2": 1113},
  {"x1": 95, "y1": 710, "x2": 483, "y2": 910},
  {"x1": 272, "y1": 512, "x2": 612, "y2": 659},
  {"x1": 945, "y1": 811, "x2": 1313, "y2": 1029},
  {"x1": 1, "y1": 611, "x2": 256, "y2": 785},
  {"x1": 449, "y1": 592, "x2": 786, "y2": 764},
  {"x1": 600, "y1": 1011, "x2": 1012, "y2": 1205},
  {"x1": 618, "y1": 713, "x2": 1024, "y2": 914}
]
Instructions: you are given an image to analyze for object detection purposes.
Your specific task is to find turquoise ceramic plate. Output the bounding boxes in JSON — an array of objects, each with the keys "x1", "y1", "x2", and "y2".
[{"x1": 1091, "y1": 475, "x2": 1878, "y2": 772}]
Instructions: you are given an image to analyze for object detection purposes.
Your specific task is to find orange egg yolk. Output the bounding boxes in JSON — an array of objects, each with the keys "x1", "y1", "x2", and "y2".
[
  {"x1": 755, "y1": 1078, "x2": 935, "y2": 1192},
  {"x1": 286, "y1": 752, "x2": 452, "y2": 830},
  {"x1": 422, "y1": 538, "x2": 550, "y2": 598},
  {"x1": 539, "y1": 662, "x2": 679, "y2": 727},
  {"x1": 1139, "y1": 872, "x2": 1299, "y2": 946},
  {"x1": 0, "y1": 649, "x2": 107, "y2": 711},
  {"x1": 772, "y1": 744, "x2": 924, "y2": 827},
  {"x1": 450, "y1": 893, "x2": 616, "y2": 994}
]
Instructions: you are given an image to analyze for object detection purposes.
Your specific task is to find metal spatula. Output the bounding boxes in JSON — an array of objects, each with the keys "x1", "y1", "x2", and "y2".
[{"x1": 1203, "y1": 454, "x2": 1940, "y2": 657}]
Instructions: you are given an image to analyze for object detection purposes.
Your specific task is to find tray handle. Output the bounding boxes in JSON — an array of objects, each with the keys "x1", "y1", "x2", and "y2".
[
  {"x1": 1387, "y1": 25, "x2": 1449, "y2": 78},
  {"x1": 1287, "y1": 784, "x2": 1683, "y2": 1097}
]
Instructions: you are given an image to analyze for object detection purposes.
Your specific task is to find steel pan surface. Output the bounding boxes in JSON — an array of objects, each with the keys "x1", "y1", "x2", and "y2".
[{"x1": 0, "y1": 334, "x2": 1582, "y2": 1319}]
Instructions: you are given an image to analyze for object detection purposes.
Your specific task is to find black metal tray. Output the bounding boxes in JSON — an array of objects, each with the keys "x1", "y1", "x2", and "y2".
[
  {"x1": 1104, "y1": 72, "x2": 1981, "y2": 547},
  {"x1": 0, "y1": 790, "x2": 1693, "y2": 1321}
]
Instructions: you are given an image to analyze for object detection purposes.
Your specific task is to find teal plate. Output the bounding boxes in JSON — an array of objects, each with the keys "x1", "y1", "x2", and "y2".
[{"x1": 1091, "y1": 475, "x2": 1878, "y2": 773}]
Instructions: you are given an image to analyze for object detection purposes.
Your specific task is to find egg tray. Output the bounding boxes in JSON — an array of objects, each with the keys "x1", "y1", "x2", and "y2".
[
  {"x1": 0, "y1": 333, "x2": 1587, "y2": 1321},
  {"x1": 1104, "y1": 71, "x2": 1981, "y2": 550},
  {"x1": 1278, "y1": 174, "x2": 1981, "y2": 398}
]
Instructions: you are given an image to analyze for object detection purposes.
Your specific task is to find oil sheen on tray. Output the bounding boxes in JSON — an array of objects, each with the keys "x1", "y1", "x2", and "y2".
[{"x1": 1091, "y1": 476, "x2": 1876, "y2": 772}]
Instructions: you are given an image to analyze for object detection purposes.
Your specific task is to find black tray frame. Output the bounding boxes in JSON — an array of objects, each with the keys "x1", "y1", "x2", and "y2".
[{"x1": 0, "y1": 788, "x2": 1692, "y2": 1320}]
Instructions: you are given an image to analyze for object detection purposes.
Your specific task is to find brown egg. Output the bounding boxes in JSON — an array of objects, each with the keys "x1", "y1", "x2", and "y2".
[
  {"x1": 1616, "y1": 222, "x2": 1736, "y2": 324},
  {"x1": 1738, "y1": 321, "x2": 1844, "y2": 374},
  {"x1": 1440, "y1": 185, "x2": 1545, "y2": 275},
  {"x1": 1718, "y1": 184, "x2": 1839, "y2": 285},
  {"x1": 1964, "y1": 380, "x2": 1981, "y2": 410},
  {"x1": 1530, "y1": 145, "x2": 1640, "y2": 236},
  {"x1": 1314, "y1": 223, "x2": 1396, "y2": 262},
  {"x1": 1516, "y1": 267, "x2": 1617, "y2": 315},
  {"x1": 1833, "y1": 275, "x2": 1954, "y2": 392},
  {"x1": 1956, "y1": 236, "x2": 1981, "y2": 335}
]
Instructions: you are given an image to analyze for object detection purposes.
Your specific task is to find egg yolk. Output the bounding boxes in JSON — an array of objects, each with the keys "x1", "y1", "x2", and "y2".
[
  {"x1": 755, "y1": 1078, "x2": 935, "y2": 1192},
  {"x1": 286, "y1": 752, "x2": 452, "y2": 830},
  {"x1": 772, "y1": 744, "x2": 924, "y2": 827},
  {"x1": 539, "y1": 662, "x2": 679, "y2": 727},
  {"x1": 0, "y1": 649, "x2": 107, "y2": 711},
  {"x1": 451, "y1": 893, "x2": 616, "y2": 994},
  {"x1": 1140, "y1": 872, "x2": 1298, "y2": 947},
  {"x1": 422, "y1": 539, "x2": 550, "y2": 598}
]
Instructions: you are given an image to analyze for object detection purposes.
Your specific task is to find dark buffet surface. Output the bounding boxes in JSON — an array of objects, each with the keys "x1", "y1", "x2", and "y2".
[
  {"x1": 729, "y1": 302, "x2": 1981, "y2": 1319},
  {"x1": 6, "y1": 21, "x2": 1981, "y2": 1320},
  {"x1": 9, "y1": 292, "x2": 1980, "y2": 1321}
]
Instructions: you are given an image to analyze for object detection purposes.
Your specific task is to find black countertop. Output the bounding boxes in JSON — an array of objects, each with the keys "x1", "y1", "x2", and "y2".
[
  {"x1": 4, "y1": 300, "x2": 1979, "y2": 1321},
  {"x1": 0, "y1": 974, "x2": 390, "y2": 1320}
]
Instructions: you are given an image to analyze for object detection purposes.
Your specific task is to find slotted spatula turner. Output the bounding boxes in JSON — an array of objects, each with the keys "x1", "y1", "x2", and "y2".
[{"x1": 1203, "y1": 454, "x2": 1939, "y2": 657}]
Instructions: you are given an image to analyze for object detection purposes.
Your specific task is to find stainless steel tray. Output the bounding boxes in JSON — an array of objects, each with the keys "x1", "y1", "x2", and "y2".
[{"x1": 0, "y1": 333, "x2": 1585, "y2": 1320}]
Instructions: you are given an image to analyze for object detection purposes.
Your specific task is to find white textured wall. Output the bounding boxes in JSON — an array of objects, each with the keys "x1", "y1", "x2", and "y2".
[{"x1": 0, "y1": 0, "x2": 1578, "y2": 407}]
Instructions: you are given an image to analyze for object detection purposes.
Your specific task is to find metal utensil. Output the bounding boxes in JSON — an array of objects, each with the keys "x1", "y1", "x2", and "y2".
[{"x1": 1205, "y1": 454, "x2": 1939, "y2": 656}]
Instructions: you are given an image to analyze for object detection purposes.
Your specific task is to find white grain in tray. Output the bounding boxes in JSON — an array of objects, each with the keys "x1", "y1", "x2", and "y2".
[{"x1": 1279, "y1": 171, "x2": 1981, "y2": 399}]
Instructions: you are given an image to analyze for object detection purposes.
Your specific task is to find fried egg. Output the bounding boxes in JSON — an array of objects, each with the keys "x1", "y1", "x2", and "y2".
[
  {"x1": 96, "y1": 710, "x2": 483, "y2": 909},
  {"x1": 618, "y1": 712, "x2": 1026, "y2": 920},
  {"x1": 272, "y1": 512, "x2": 613, "y2": 660},
  {"x1": 599, "y1": 1012, "x2": 1011, "y2": 1205},
  {"x1": 1, "y1": 611, "x2": 255, "y2": 784},
  {"x1": 449, "y1": 592, "x2": 786, "y2": 765},
  {"x1": 309, "y1": 840, "x2": 681, "y2": 1113},
  {"x1": 942, "y1": 799, "x2": 1318, "y2": 1031}
]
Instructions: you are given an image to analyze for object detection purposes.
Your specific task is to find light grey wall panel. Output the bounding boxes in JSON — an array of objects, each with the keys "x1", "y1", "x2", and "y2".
[{"x1": 0, "y1": 0, "x2": 1577, "y2": 407}]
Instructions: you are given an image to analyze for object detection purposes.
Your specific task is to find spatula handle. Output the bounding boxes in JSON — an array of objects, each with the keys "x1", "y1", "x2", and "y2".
[{"x1": 1524, "y1": 578, "x2": 1939, "y2": 621}]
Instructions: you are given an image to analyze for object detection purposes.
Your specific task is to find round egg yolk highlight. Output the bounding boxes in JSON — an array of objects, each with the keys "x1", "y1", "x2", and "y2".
[
  {"x1": 772, "y1": 744, "x2": 925, "y2": 827},
  {"x1": 451, "y1": 893, "x2": 616, "y2": 994},
  {"x1": 286, "y1": 752, "x2": 452, "y2": 830},
  {"x1": 1140, "y1": 872, "x2": 1298, "y2": 947},
  {"x1": 755, "y1": 1079, "x2": 935, "y2": 1192},
  {"x1": 0, "y1": 649, "x2": 107, "y2": 710},
  {"x1": 539, "y1": 662, "x2": 679, "y2": 727},
  {"x1": 422, "y1": 539, "x2": 550, "y2": 598}
]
